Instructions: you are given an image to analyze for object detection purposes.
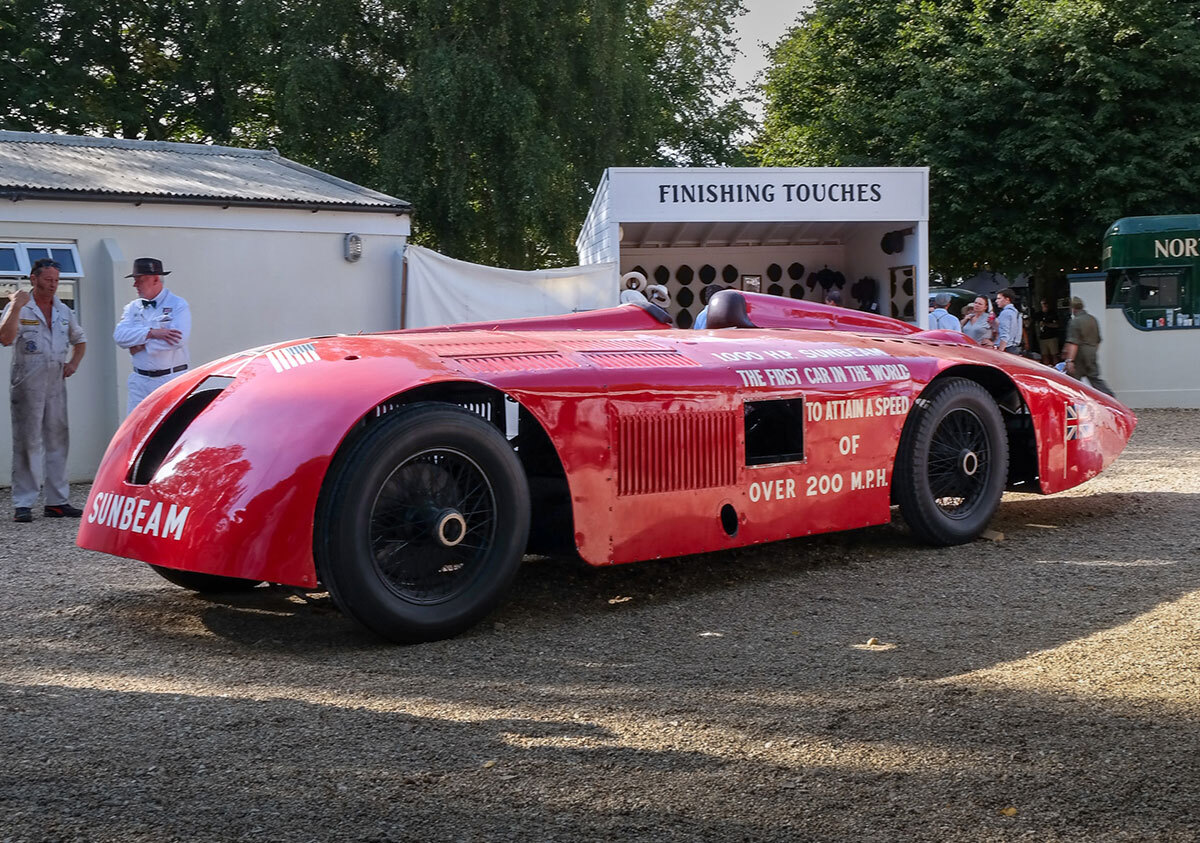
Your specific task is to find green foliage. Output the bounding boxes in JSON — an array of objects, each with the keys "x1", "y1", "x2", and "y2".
[
  {"x1": 0, "y1": 0, "x2": 274, "y2": 142},
  {"x1": 0, "y1": 0, "x2": 749, "y2": 268},
  {"x1": 753, "y1": 0, "x2": 1200, "y2": 279},
  {"x1": 376, "y1": 0, "x2": 748, "y2": 267}
]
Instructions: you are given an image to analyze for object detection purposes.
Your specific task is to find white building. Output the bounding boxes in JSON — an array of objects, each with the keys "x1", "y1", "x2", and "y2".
[
  {"x1": 577, "y1": 166, "x2": 930, "y2": 328},
  {"x1": 1, "y1": 131, "x2": 411, "y2": 487}
]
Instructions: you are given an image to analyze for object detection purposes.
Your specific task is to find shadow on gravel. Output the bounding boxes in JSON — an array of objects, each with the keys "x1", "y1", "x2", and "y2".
[{"x1": 1, "y1": 668, "x2": 1197, "y2": 841}]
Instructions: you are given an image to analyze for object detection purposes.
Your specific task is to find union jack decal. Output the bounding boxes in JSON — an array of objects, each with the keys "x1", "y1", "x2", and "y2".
[
  {"x1": 266, "y1": 342, "x2": 319, "y2": 373},
  {"x1": 1064, "y1": 402, "x2": 1095, "y2": 441}
]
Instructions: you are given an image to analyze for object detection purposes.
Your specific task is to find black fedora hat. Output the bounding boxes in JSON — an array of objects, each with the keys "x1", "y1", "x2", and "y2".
[{"x1": 126, "y1": 257, "x2": 171, "y2": 278}]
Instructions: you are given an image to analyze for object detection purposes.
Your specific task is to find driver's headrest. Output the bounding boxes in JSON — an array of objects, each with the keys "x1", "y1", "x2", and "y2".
[{"x1": 705, "y1": 289, "x2": 757, "y2": 329}]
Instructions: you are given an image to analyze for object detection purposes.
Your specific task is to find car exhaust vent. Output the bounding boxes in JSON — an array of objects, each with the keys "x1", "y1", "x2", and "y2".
[
  {"x1": 617, "y1": 411, "x2": 737, "y2": 496},
  {"x1": 127, "y1": 377, "x2": 234, "y2": 485}
]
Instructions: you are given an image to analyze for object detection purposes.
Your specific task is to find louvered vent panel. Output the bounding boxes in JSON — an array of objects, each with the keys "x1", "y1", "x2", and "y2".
[
  {"x1": 454, "y1": 354, "x2": 578, "y2": 373},
  {"x1": 618, "y1": 411, "x2": 737, "y2": 496},
  {"x1": 558, "y1": 337, "x2": 671, "y2": 352},
  {"x1": 586, "y1": 351, "x2": 698, "y2": 369},
  {"x1": 416, "y1": 337, "x2": 557, "y2": 357}
]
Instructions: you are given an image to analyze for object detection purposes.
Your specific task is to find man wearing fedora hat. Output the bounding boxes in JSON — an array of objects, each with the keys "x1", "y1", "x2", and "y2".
[
  {"x1": 0, "y1": 257, "x2": 88, "y2": 521},
  {"x1": 113, "y1": 257, "x2": 191, "y2": 414}
]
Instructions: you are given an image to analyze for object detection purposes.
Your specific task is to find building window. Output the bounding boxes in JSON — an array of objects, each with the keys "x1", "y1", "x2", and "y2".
[
  {"x1": 25, "y1": 244, "x2": 81, "y2": 275},
  {"x1": 0, "y1": 245, "x2": 20, "y2": 274},
  {"x1": 0, "y1": 241, "x2": 84, "y2": 310},
  {"x1": 1108, "y1": 268, "x2": 1194, "y2": 329}
]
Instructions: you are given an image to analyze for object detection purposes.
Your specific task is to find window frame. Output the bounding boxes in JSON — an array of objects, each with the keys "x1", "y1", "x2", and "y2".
[{"x1": 0, "y1": 241, "x2": 84, "y2": 311}]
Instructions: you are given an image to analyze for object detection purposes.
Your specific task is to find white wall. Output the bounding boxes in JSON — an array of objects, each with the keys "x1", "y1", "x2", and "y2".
[
  {"x1": 842, "y1": 223, "x2": 925, "y2": 325},
  {"x1": 2, "y1": 200, "x2": 409, "y2": 488},
  {"x1": 1074, "y1": 277, "x2": 1200, "y2": 408},
  {"x1": 576, "y1": 172, "x2": 617, "y2": 265}
]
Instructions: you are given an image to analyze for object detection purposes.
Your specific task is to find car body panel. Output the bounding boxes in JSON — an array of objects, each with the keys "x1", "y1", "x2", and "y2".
[{"x1": 78, "y1": 294, "x2": 1136, "y2": 587}]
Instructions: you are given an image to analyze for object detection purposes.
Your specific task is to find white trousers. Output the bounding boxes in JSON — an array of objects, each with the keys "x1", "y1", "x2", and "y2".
[
  {"x1": 10, "y1": 361, "x2": 70, "y2": 509},
  {"x1": 127, "y1": 369, "x2": 185, "y2": 416}
]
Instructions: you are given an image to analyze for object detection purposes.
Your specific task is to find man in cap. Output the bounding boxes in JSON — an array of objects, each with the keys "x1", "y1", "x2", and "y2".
[
  {"x1": 1062, "y1": 296, "x2": 1115, "y2": 397},
  {"x1": 113, "y1": 257, "x2": 191, "y2": 415},
  {"x1": 0, "y1": 258, "x2": 88, "y2": 522},
  {"x1": 928, "y1": 292, "x2": 962, "y2": 331}
]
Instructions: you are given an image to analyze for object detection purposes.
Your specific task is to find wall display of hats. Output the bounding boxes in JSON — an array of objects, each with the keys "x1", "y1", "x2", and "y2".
[
  {"x1": 636, "y1": 259, "x2": 818, "y2": 327},
  {"x1": 766, "y1": 263, "x2": 784, "y2": 297},
  {"x1": 889, "y1": 265, "x2": 915, "y2": 320}
]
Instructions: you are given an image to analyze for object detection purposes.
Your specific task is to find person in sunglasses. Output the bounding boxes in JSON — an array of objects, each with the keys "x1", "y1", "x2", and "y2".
[
  {"x1": 113, "y1": 257, "x2": 191, "y2": 415},
  {"x1": 0, "y1": 258, "x2": 88, "y2": 522}
]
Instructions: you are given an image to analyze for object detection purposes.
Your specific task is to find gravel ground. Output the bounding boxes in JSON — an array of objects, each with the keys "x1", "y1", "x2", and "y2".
[{"x1": 1, "y1": 409, "x2": 1198, "y2": 842}]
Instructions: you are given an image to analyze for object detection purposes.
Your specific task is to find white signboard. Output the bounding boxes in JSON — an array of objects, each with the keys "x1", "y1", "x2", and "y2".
[{"x1": 606, "y1": 167, "x2": 928, "y2": 224}]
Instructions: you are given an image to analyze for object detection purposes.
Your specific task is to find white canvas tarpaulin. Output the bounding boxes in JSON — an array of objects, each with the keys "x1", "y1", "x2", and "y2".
[{"x1": 404, "y1": 244, "x2": 618, "y2": 328}]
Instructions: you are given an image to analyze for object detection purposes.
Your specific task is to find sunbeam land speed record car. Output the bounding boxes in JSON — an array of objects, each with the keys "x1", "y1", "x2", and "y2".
[{"x1": 78, "y1": 290, "x2": 1136, "y2": 643}]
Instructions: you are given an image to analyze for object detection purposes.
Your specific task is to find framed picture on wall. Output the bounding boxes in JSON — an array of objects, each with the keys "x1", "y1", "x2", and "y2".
[
  {"x1": 741, "y1": 275, "x2": 762, "y2": 292},
  {"x1": 889, "y1": 265, "x2": 916, "y2": 321}
]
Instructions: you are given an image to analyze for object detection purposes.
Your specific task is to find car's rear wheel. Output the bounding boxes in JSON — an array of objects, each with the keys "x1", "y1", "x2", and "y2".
[
  {"x1": 149, "y1": 565, "x2": 262, "y2": 593},
  {"x1": 894, "y1": 378, "x2": 1008, "y2": 545},
  {"x1": 315, "y1": 403, "x2": 530, "y2": 643}
]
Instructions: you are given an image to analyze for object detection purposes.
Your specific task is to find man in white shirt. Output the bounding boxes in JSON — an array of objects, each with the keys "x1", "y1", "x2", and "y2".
[
  {"x1": 113, "y1": 257, "x2": 191, "y2": 415},
  {"x1": 928, "y1": 293, "x2": 962, "y2": 331},
  {"x1": 993, "y1": 288, "x2": 1022, "y2": 353}
]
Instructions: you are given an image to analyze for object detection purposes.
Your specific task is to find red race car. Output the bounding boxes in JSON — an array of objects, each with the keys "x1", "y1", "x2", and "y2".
[{"x1": 78, "y1": 291, "x2": 1135, "y2": 643}]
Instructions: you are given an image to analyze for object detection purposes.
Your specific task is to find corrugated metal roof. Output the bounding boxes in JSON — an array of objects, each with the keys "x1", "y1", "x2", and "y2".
[{"x1": 0, "y1": 131, "x2": 410, "y2": 213}]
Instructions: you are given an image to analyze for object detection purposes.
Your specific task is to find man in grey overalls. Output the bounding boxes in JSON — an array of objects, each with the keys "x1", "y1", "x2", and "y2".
[{"x1": 0, "y1": 258, "x2": 87, "y2": 522}]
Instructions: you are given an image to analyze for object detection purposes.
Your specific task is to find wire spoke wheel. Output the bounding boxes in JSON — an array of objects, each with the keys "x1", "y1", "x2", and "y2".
[
  {"x1": 369, "y1": 449, "x2": 498, "y2": 604},
  {"x1": 895, "y1": 378, "x2": 1009, "y2": 546},
  {"x1": 926, "y1": 408, "x2": 991, "y2": 517},
  {"x1": 317, "y1": 402, "x2": 530, "y2": 643}
]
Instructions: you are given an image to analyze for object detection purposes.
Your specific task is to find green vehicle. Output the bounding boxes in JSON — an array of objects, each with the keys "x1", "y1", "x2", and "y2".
[{"x1": 1103, "y1": 216, "x2": 1200, "y2": 330}]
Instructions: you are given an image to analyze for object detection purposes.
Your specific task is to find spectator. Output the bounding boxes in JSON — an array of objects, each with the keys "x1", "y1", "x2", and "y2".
[
  {"x1": 928, "y1": 292, "x2": 963, "y2": 331},
  {"x1": 824, "y1": 289, "x2": 842, "y2": 307},
  {"x1": 1063, "y1": 297, "x2": 1115, "y2": 397},
  {"x1": 113, "y1": 258, "x2": 191, "y2": 415},
  {"x1": 0, "y1": 258, "x2": 87, "y2": 522},
  {"x1": 994, "y1": 288, "x2": 1022, "y2": 353},
  {"x1": 1035, "y1": 298, "x2": 1061, "y2": 365},
  {"x1": 961, "y1": 296, "x2": 995, "y2": 345}
]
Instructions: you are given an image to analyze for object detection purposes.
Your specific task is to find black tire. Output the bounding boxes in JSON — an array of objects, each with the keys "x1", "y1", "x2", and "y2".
[
  {"x1": 894, "y1": 378, "x2": 1008, "y2": 546},
  {"x1": 149, "y1": 565, "x2": 262, "y2": 593},
  {"x1": 315, "y1": 403, "x2": 530, "y2": 643}
]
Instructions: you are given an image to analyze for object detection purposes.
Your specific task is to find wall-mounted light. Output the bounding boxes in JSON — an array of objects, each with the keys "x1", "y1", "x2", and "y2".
[{"x1": 344, "y1": 233, "x2": 363, "y2": 262}]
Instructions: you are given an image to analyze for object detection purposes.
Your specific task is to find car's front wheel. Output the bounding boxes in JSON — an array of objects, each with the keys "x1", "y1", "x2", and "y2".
[
  {"x1": 894, "y1": 377, "x2": 1009, "y2": 545},
  {"x1": 315, "y1": 403, "x2": 530, "y2": 643}
]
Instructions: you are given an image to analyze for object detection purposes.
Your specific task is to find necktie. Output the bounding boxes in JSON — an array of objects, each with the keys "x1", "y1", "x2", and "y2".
[{"x1": 142, "y1": 299, "x2": 156, "y2": 308}]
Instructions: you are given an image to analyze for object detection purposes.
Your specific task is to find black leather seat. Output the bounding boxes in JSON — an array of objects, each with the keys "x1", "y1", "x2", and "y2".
[{"x1": 705, "y1": 289, "x2": 757, "y2": 329}]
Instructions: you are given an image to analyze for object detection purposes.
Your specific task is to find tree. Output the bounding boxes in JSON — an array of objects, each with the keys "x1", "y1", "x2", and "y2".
[
  {"x1": 752, "y1": 0, "x2": 1200, "y2": 281},
  {"x1": 373, "y1": 0, "x2": 749, "y2": 267},
  {"x1": 1, "y1": 0, "x2": 749, "y2": 269},
  {"x1": 0, "y1": 0, "x2": 275, "y2": 143}
]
